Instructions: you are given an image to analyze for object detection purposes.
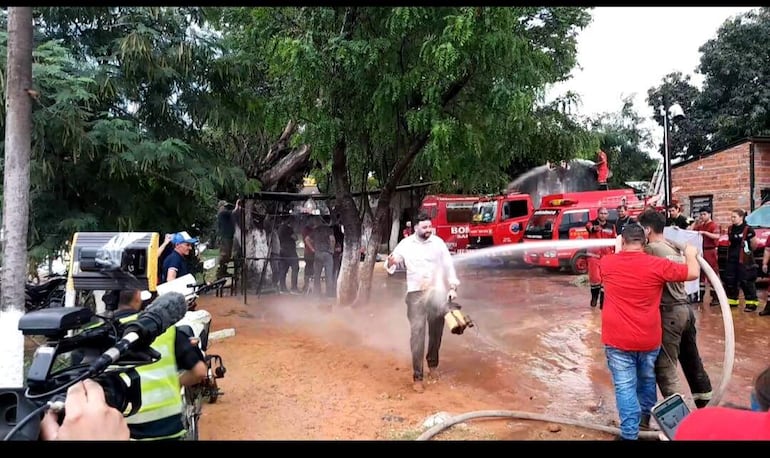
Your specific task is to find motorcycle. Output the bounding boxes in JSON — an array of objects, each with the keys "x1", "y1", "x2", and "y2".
[
  {"x1": 157, "y1": 273, "x2": 227, "y2": 441},
  {"x1": 24, "y1": 274, "x2": 67, "y2": 312}
]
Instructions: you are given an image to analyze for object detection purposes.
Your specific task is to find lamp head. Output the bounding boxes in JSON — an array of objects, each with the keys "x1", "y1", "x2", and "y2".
[{"x1": 669, "y1": 103, "x2": 685, "y2": 121}]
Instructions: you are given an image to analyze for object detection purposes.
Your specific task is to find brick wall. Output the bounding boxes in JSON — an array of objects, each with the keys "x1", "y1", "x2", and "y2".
[
  {"x1": 753, "y1": 142, "x2": 770, "y2": 209},
  {"x1": 671, "y1": 142, "x2": 751, "y2": 227}
]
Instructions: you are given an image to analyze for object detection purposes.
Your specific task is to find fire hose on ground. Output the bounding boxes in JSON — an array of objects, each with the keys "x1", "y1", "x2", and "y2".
[{"x1": 416, "y1": 248, "x2": 735, "y2": 441}]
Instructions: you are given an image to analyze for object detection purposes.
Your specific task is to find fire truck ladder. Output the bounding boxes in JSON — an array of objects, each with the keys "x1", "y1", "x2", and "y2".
[{"x1": 650, "y1": 159, "x2": 664, "y2": 199}]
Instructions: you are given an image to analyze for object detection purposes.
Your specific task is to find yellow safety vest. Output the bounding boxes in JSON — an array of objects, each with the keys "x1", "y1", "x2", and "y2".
[
  {"x1": 79, "y1": 312, "x2": 186, "y2": 440},
  {"x1": 117, "y1": 313, "x2": 185, "y2": 440}
]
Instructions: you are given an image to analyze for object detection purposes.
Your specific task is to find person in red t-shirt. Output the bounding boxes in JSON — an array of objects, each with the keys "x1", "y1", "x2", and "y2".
[
  {"x1": 599, "y1": 224, "x2": 700, "y2": 440},
  {"x1": 595, "y1": 149, "x2": 610, "y2": 190},
  {"x1": 674, "y1": 407, "x2": 770, "y2": 440},
  {"x1": 691, "y1": 207, "x2": 720, "y2": 306}
]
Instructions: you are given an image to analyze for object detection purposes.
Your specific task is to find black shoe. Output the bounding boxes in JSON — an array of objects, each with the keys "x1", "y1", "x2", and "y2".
[
  {"x1": 640, "y1": 414, "x2": 651, "y2": 430},
  {"x1": 745, "y1": 305, "x2": 757, "y2": 312},
  {"x1": 759, "y1": 308, "x2": 770, "y2": 316},
  {"x1": 590, "y1": 298, "x2": 598, "y2": 308}
]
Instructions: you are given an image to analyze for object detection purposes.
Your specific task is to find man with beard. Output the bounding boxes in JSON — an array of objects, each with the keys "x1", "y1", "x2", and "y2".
[
  {"x1": 614, "y1": 204, "x2": 635, "y2": 235},
  {"x1": 386, "y1": 212, "x2": 460, "y2": 394}
]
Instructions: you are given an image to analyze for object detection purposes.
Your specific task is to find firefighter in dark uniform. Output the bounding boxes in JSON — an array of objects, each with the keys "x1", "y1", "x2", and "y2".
[
  {"x1": 725, "y1": 208, "x2": 760, "y2": 311},
  {"x1": 586, "y1": 206, "x2": 616, "y2": 308},
  {"x1": 614, "y1": 204, "x2": 635, "y2": 235}
]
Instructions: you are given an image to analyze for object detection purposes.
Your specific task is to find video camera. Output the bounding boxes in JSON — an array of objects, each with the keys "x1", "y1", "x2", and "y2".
[
  {"x1": 69, "y1": 232, "x2": 161, "y2": 294},
  {"x1": 0, "y1": 291, "x2": 188, "y2": 441}
]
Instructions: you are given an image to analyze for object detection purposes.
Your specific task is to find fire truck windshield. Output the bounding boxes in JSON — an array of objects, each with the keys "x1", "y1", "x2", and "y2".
[
  {"x1": 445, "y1": 202, "x2": 474, "y2": 223},
  {"x1": 746, "y1": 204, "x2": 770, "y2": 228},
  {"x1": 471, "y1": 201, "x2": 497, "y2": 223},
  {"x1": 525, "y1": 210, "x2": 560, "y2": 238}
]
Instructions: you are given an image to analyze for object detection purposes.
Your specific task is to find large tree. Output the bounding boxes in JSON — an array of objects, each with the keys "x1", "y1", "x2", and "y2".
[
  {"x1": 696, "y1": 7, "x2": 770, "y2": 148},
  {"x1": 647, "y1": 72, "x2": 709, "y2": 162},
  {"x1": 0, "y1": 6, "x2": 33, "y2": 388},
  {"x1": 233, "y1": 7, "x2": 592, "y2": 305},
  {"x1": 0, "y1": 7, "x2": 259, "y2": 265}
]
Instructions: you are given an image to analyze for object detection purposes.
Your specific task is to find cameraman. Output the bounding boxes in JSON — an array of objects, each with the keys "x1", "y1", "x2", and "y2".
[
  {"x1": 113, "y1": 290, "x2": 207, "y2": 440},
  {"x1": 40, "y1": 379, "x2": 130, "y2": 441}
]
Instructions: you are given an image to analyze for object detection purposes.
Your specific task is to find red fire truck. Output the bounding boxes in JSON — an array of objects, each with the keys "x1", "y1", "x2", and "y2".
[
  {"x1": 467, "y1": 192, "x2": 535, "y2": 249},
  {"x1": 418, "y1": 194, "x2": 478, "y2": 252},
  {"x1": 522, "y1": 189, "x2": 647, "y2": 274}
]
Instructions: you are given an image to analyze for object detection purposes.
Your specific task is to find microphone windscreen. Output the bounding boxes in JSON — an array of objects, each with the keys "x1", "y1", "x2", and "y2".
[{"x1": 145, "y1": 292, "x2": 188, "y2": 329}]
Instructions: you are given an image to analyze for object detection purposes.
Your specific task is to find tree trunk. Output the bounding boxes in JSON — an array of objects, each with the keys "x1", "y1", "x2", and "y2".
[
  {"x1": 331, "y1": 139, "x2": 362, "y2": 306},
  {"x1": 237, "y1": 199, "x2": 281, "y2": 293},
  {"x1": 0, "y1": 7, "x2": 33, "y2": 388},
  {"x1": 356, "y1": 194, "x2": 393, "y2": 304},
  {"x1": 388, "y1": 193, "x2": 404, "y2": 251}
]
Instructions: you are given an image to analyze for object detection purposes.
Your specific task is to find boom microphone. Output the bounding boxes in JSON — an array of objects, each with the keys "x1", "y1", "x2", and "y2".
[{"x1": 87, "y1": 292, "x2": 188, "y2": 375}]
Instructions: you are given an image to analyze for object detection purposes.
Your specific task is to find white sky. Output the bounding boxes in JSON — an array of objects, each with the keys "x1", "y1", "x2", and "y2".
[{"x1": 546, "y1": 6, "x2": 757, "y2": 157}]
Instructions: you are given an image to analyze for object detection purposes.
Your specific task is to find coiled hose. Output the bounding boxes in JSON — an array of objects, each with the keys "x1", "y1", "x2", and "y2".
[{"x1": 416, "y1": 250, "x2": 735, "y2": 441}]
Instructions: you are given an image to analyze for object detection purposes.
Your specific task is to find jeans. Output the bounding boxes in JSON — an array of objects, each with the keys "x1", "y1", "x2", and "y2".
[
  {"x1": 406, "y1": 291, "x2": 446, "y2": 381},
  {"x1": 605, "y1": 345, "x2": 660, "y2": 440},
  {"x1": 278, "y1": 253, "x2": 299, "y2": 291},
  {"x1": 313, "y1": 251, "x2": 335, "y2": 298}
]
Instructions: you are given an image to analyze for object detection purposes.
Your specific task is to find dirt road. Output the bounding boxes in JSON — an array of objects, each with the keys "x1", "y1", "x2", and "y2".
[{"x1": 197, "y1": 263, "x2": 770, "y2": 440}]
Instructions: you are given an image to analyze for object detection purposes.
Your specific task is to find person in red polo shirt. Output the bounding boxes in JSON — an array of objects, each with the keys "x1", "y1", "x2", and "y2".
[
  {"x1": 599, "y1": 224, "x2": 700, "y2": 440},
  {"x1": 691, "y1": 207, "x2": 720, "y2": 306}
]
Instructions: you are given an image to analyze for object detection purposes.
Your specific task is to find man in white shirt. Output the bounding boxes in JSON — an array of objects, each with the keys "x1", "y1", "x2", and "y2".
[{"x1": 386, "y1": 212, "x2": 460, "y2": 393}]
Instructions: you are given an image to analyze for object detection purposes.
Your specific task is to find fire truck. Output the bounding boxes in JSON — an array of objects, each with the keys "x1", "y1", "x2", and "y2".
[
  {"x1": 418, "y1": 194, "x2": 478, "y2": 252},
  {"x1": 467, "y1": 192, "x2": 535, "y2": 249},
  {"x1": 521, "y1": 189, "x2": 647, "y2": 274}
]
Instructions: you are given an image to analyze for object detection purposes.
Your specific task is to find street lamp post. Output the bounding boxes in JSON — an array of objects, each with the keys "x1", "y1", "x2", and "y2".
[{"x1": 658, "y1": 103, "x2": 685, "y2": 206}]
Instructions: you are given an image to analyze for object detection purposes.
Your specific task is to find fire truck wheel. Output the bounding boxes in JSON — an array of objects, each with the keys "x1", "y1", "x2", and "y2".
[{"x1": 569, "y1": 251, "x2": 588, "y2": 275}]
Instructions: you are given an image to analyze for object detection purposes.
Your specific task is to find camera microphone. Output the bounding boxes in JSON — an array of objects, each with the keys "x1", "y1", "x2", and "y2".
[{"x1": 87, "y1": 292, "x2": 188, "y2": 375}]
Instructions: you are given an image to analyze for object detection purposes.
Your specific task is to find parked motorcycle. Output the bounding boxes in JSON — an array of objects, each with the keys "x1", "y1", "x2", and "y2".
[{"x1": 24, "y1": 274, "x2": 67, "y2": 312}]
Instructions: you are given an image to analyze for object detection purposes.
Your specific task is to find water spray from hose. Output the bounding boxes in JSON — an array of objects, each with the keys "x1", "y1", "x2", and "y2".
[{"x1": 416, "y1": 241, "x2": 735, "y2": 441}]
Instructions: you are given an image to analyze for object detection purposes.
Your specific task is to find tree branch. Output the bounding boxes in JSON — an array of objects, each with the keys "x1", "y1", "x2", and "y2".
[{"x1": 259, "y1": 144, "x2": 311, "y2": 189}]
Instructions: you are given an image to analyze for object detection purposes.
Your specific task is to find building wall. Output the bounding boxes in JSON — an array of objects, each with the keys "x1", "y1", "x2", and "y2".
[{"x1": 671, "y1": 142, "x2": 751, "y2": 227}]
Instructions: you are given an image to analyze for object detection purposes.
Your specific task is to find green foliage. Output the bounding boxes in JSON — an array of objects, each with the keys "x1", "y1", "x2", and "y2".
[
  {"x1": 228, "y1": 7, "x2": 592, "y2": 197},
  {"x1": 646, "y1": 72, "x2": 710, "y2": 162},
  {"x1": 697, "y1": 8, "x2": 770, "y2": 147},
  {"x1": 0, "y1": 8, "x2": 253, "y2": 263}
]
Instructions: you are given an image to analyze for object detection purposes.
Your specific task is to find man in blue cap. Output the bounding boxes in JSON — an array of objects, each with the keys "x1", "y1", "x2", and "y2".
[{"x1": 161, "y1": 231, "x2": 198, "y2": 284}]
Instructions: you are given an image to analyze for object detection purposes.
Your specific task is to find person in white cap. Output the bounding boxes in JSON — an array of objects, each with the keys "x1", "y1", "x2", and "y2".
[{"x1": 161, "y1": 231, "x2": 198, "y2": 283}]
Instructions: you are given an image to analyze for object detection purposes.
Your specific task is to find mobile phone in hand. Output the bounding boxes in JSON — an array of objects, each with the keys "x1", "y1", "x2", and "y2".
[{"x1": 651, "y1": 393, "x2": 691, "y2": 440}]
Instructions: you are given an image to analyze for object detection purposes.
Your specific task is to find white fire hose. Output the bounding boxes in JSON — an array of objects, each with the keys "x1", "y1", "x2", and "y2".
[{"x1": 416, "y1": 247, "x2": 735, "y2": 441}]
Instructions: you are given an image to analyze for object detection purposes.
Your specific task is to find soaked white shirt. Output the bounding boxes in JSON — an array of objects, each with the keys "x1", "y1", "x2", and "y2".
[
  {"x1": 389, "y1": 234, "x2": 460, "y2": 293},
  {"x1": 663, "y1": 227, "x2": 703, "y2": 296}
]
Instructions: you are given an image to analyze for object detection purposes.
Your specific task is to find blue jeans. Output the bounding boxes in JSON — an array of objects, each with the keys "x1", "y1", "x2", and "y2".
[{"x1": 605, "y1": 345, "x2": 660, "y2": 440}]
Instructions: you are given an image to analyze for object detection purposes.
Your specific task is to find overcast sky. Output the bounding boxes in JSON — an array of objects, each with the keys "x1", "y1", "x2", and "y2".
[{"x1": 546, "y1": 6, "x2": 757, "y2": 157}]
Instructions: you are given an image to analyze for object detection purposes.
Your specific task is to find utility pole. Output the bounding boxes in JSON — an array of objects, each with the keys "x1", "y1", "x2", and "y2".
[{"x1": 0, "y1": 7, "x2": 34, "y2": 388}]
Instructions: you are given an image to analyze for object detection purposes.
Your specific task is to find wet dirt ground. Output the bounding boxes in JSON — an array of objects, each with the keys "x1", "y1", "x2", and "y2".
[{"x1": 197, "y1": 260, "x2": 770, "y2": 441}]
